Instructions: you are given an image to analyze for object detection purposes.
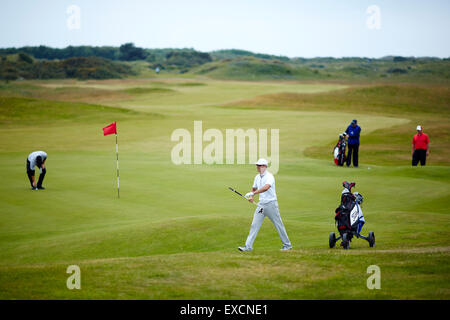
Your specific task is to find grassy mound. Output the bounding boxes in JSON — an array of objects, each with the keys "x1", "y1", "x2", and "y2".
[
  {"x1": 195, "y1": 57, "x2": 318, "y2": 80},
  {"x1": 0, "y1": 97, "x2": 136, "y2": 126}
]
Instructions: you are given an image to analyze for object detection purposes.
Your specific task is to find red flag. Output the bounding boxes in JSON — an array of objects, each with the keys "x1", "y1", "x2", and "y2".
[{"x1": 103, "y1": 122, "x2": 117, "y2": 136}]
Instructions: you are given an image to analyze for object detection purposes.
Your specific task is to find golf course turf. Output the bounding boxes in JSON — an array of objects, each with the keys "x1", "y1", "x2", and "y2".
[{"x1": 0, "y1": 78, "x2": 449, "y2": 299}]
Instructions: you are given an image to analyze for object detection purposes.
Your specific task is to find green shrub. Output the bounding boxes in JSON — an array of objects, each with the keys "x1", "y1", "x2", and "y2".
[{"x1": 18, "y1": 53, "x2": 33, "y2": 64}]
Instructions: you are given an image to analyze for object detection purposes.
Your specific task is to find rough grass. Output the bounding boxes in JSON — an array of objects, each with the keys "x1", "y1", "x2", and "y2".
[
  {"x1": 2, "y1": 249, "x2": 448, "y2": 299},
  {"x1": 0, "y1": 97, "x2": 137, "y2": 126},
  {"x1": 194, "y1": 57, "x2": 319, "y2": 80},
  {"x1": 0, "y1": 82, "x2": 130, "y2": 103},
  {"x1": 225, "y1": 84, "x2": 450, "y2": 116}
]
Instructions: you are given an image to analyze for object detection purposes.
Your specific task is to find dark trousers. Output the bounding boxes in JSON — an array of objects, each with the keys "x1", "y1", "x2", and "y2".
[
  {"x1": 26, "y1": 160, "x2": 34, "y2": 187},
  {"x1": 346, "y1": 144, "x2": 359, "y2": 167},
  {"x1": 37, "y1": 168, "x2": 46, "y2": 187},
  {"x1": 26, "y1": 160, "x2": 46, "y2": 187},
  {"x1": 412, "y1": 149, "x2": 427, "y2": 166}
]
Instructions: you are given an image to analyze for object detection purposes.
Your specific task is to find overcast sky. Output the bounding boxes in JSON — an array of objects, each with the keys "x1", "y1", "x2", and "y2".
[{"x1": 1, "y1": 0, "x2": 449, "y2": 58}]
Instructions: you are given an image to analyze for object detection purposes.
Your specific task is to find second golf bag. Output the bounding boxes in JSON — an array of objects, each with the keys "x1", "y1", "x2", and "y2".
[{"x1": 333, "y1": 133, "x2": 347, "y2": 166}]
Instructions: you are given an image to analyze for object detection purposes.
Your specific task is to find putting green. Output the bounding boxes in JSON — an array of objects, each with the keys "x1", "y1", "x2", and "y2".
[{"x1": 0, "y1": 80, "x2": 448, "y2": 299}]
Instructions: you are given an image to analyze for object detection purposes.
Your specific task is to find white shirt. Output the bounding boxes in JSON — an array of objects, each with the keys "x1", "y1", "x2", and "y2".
[
  {"x1": 253, "y1": 170, "x2": 277, "y2": 204},
  {"x1": 28, "y1": 151, "x2": 47, "y2": 169}
]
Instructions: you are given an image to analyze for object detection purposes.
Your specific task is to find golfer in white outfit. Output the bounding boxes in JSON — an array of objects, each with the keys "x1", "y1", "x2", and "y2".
[{"x1": 238, "y1": 158, "x2": 292, "y2": 251}]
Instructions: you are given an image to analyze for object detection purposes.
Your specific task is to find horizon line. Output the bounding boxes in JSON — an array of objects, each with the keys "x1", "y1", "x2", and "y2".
[{"x1": 0, "y1": 44, "x2": 449, "y2": 60}]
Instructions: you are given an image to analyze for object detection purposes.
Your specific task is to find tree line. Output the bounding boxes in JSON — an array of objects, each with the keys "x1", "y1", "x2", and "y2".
[{"x1": 0, "y1": 55, "x2": 135, "y2": 81}]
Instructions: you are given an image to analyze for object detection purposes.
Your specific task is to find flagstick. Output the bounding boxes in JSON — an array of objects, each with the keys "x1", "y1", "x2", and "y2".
[{"x1": 115, "y1": 133, "x2": 120, "y2": 199}]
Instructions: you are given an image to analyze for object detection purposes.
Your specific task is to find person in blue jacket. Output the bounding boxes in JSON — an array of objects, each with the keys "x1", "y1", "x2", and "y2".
[{"x1": 345, "y1": 120, "x2": 361, "y2": 167}]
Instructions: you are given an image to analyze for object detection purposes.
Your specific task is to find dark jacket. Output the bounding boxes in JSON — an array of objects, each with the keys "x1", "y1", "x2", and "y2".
[{"x1": 345, "y1": 125, "x2": 361, "y2": 145}]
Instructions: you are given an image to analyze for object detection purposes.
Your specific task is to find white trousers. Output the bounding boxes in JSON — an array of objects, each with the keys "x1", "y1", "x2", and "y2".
[{"x1": 244, "y1": 200, "x2": 291, "y2": 249}]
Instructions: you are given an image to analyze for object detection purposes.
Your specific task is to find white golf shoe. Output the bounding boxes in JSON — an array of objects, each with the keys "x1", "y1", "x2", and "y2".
[
  {"x1": 280, "y1": 245, "x2": 293, "y2": 251},
  {"x1": 238, "y1": 246, "x2": 252, "y2": 252}
]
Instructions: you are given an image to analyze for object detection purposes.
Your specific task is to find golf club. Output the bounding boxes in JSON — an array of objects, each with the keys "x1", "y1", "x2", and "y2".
[{"x1": 228, "y1": 187, "x2": 258, "y2": 206}]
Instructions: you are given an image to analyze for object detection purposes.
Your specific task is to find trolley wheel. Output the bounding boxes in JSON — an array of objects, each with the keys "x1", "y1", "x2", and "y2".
[
  {"x1": 368, "y1": 232, "x2": 375, "y2": 247},
  {"x1": 329, "y1": 232, "x2": 336, "y2": 248},
  {"x1": 342, "y1": 233, "x2": 350, "y2": 250}
]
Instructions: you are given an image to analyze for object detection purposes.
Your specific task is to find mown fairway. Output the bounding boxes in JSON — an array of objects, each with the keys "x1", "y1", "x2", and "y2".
[{"x1": 0, "y1": 79, "x2": 449, "y2": 299}]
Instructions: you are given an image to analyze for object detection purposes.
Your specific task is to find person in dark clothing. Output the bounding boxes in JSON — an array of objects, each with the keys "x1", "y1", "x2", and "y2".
[{"x1": 345, "y1": 120, "x2": 361, "y2": 167}]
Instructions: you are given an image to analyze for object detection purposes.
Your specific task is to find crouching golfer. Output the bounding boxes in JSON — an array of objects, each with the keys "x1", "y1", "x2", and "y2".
[
  {"x1": 238, "y1": 158, "x2": 292, "y2": 252},
  {"x1": 27, "y1": 150, "x2": 47, "y2": 190}
]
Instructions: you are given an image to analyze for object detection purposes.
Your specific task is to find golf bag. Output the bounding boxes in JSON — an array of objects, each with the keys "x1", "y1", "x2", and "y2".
[
  {"x1": 329, "y1": 181, "x2": 374, "y2": 249},
  {"x1": 335, "y1": 183, "x2": 364, "y2": 235},
  {"x1": 333, "y1": 133, "x2": 347, "y2": 166}
]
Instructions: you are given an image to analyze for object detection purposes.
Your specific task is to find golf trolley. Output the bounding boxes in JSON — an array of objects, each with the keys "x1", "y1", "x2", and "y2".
[{"x1": 329, "y1": 181, "x2": 375, "y2": 249}]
